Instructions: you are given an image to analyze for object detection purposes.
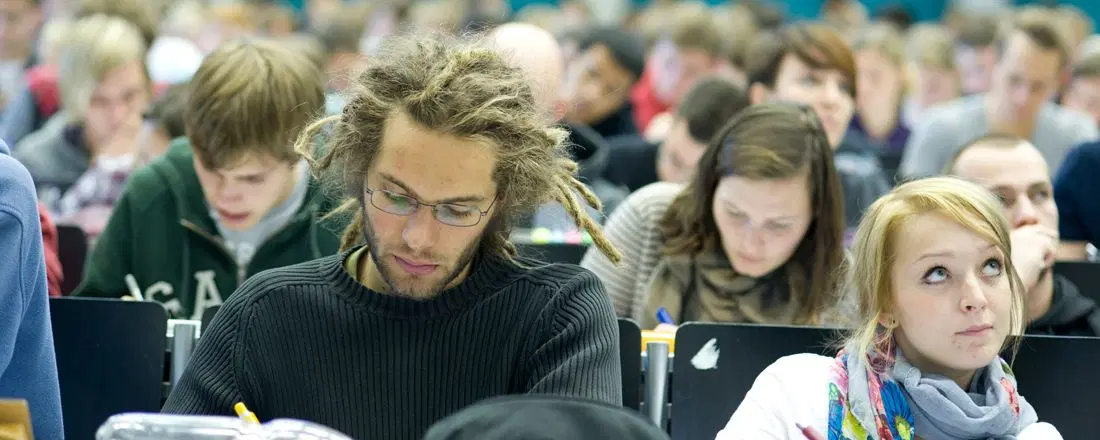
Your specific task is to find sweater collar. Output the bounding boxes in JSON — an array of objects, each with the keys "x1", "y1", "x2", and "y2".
[{"x1": 324, "y1": 245, "x2": 522, "y2": 320}]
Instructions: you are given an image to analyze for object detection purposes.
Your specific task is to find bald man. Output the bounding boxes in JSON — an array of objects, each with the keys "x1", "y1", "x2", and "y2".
[
  {"x1": 490, "y1": 22, "x2": 566, "y2": 121},
  {"x1": 948, "y1": 133, "x2": 1100, "y2": 336},
  {"x1": 489, "y1": 22, "x2": 628, "y2": 229}
]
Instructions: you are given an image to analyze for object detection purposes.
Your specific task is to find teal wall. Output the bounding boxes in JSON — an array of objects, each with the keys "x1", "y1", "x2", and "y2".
[{"x1": 507, "y1": 0, "x2": 1100, "y2": 25}]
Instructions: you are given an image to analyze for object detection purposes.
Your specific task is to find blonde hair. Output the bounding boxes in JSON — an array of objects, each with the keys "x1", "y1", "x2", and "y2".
[
  {"x1": 75, "y1": 0, "x2": 160, "y2": 48},
  {"x1": 1055, "y1": 5, "x2": 1094, "y2": 53},
  {"x1": 711, "y1": 4, "x2": 759, "y2": 68},
  {"x1": 905, "y1": 24, "x2": 956, "y2": 71},
  {"x1": 852, "y1": 22, "x2": 908, "y2": 96},
  {"x1": 57, "y1": 14, "x2": 149, "y2": 121},
  {"x1": 845, "y1": 177, "x2": 1025, "y2": 373},
  {"x1": 854, "y1": 23, "x2": 905, "y2": 68},
  {"x1": 209, "y1": 3, "x2": 261, "y2": 34},
  {"x1": 37, "y1": 17, "x2": 72, "y2": 66}
]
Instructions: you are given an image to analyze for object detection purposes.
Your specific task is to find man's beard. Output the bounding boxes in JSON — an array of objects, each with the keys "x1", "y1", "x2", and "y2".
[{"x1": 361, "y1": 206, "x2": 483, "y2": 300}]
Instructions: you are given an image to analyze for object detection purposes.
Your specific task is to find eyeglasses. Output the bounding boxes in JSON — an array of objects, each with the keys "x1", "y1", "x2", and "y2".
[{"x1": 364, "y1": 188, "x2": 495, "y2": 227}]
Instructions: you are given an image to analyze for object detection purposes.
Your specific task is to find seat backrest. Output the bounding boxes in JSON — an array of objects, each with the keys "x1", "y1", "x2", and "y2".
[
  {"x1": 1054, "y1": 261, "x2": 1100, "y2": 303},
  {"x1": 670, "y1": 323, "x2": 1100, "y2": 439},
  {"x1": 55, "y1": 225, "x2": 87, "y2": 295},
  {"x1": 670, "y1": 323, "x2": 838, "y2": 440},
  {"x1": 618, "y1": 318, "x2": 642, "y2": 410},
  {"x1": 1009, "y1": 335, "x2": 1100, "y2": 438},
  {"x1": 515, "y1": 243, "x2": 589, "y2": 265},
  {"x1": 50, "y1": 297, "x2": 168, "y2": 440}
]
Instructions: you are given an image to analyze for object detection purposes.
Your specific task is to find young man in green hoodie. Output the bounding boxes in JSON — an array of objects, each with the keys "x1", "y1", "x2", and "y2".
[{"x1": 74, "y1": 38, "x2": 345, "y2": 320}]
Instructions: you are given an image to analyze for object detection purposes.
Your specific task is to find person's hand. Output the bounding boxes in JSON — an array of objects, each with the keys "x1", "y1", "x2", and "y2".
[
  {"x1": 96, "y1": 113, "x2": 144, "y2": 159},
  {"x1": 653, "y1": 323, "x2": 678, "y2": 334},
  {"x1": 644, "y1": 112, "x2": 674, "y2": 143},
  {"x1": 796, "y1": 423, "x2": 825, "y2": 440},
  {"x1": 1010, "y1": 225, "x2": 1058, "y2": 290}
]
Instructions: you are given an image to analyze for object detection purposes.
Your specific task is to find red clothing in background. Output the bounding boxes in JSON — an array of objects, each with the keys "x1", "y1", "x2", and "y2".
[
  {"x1": 38, "y1": 203, "x2": 63, "y2": 297},
  {"x1": 629, "y1": 68, "x2": 669, "y2": 133}
]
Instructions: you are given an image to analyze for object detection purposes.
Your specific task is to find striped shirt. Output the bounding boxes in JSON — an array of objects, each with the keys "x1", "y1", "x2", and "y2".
[{"x1": 580, "y1": 182, "x2": 683, "y2": 323}]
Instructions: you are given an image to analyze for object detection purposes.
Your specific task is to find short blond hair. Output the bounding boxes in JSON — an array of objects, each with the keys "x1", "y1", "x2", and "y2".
[
  {"x1": 75, "y1": 0, "x2": 160, "y2": 48},
  {"x1": 905, "y1": 24, "x2": 956, "y2": 70},
  {"x1": 186, "y1": 38, "x2": 325, "y2": 170},
  {"x1": 57, "y1": 14, "x2": 148, "y2": 121},
  {"x1": 669, "y1": 2, "x2": 723, "y2": 56},
  {"x1": 853, "y1": 23, "x2": 907, "y2": 94},
  {"x1": 845, "y1": 177, "x2": 1025, "y2": 373},
  {"x1": 711, "y1": 4, "x2": 759, "y2": 68}
]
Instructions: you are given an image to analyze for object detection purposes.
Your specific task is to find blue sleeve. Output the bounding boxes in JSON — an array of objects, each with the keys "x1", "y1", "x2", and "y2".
[
  {"x1": 1054, "y1": 142, "x2": 1100, "y2": 244},
  {"x1": 0, "y1": 154, "x2": 64, "y2": 439},
  {"x1": 0, "y1": 84, "x2": 37, "y2": 148}
]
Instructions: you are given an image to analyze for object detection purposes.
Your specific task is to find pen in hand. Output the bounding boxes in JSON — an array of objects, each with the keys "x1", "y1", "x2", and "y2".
[
  {"x1": 656, "y1": 306, "x2": 676, "y2": 325},
  {"x1": 654, "y1": 307, "x2": 678, "y2": 334},
  {"x1": 796, "y1": 423, "x2": 825, "y2": 440}
]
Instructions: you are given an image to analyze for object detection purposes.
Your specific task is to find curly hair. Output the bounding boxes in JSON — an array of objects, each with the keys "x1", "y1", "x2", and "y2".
[{"x1": 296, "y1": 32, "x2": 621, "y2": 264}]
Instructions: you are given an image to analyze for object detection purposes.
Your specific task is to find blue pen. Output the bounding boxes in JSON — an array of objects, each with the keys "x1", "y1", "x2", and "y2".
[{"x1": 656, "y1": 307, "x2": 676, "y2": 325}]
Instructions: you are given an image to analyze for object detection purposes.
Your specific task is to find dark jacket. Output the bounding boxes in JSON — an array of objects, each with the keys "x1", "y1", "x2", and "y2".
[
  {"x1": 835, "y1": 132, "x2": 893, "y2": 235},
  {"x1": 603, "y1": 134, "x2": 659, "y2": 193},
  {"x1": 528, "y1": 123, "x2": 630, "y2": 229},
  {"x1": 590, "y1": 104, "x2": 639, "y2": 140},
  {"x1": 1027, "y1": 275, "x2": 1100, "y2": 337},
  {"x1": 74, "y1": 138, "x2": 347, "y2": 319}
]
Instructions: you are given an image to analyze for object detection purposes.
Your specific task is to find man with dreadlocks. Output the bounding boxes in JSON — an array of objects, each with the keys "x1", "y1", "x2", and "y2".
[{"x1": 163, "y1": 33, "x2": 624, "y2": 439}]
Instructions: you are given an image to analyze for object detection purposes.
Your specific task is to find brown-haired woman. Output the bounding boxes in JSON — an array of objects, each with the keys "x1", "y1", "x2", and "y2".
[
  {"x1": 581, "y1": 102, "x2": 848, "y2": 329},
  {"x1": 743, "y1": 23, "x2": 891, "y2": 232}
]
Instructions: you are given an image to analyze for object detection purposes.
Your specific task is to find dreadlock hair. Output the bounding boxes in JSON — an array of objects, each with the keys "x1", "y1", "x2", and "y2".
[{"x1": 295, "y1": 32, "x2": 622, "y2": 264}]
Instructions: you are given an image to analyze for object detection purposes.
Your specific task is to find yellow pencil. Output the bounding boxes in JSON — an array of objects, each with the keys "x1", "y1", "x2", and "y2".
[{"x1": 234, "y1": 402, "x2": 260, "y2": 424}]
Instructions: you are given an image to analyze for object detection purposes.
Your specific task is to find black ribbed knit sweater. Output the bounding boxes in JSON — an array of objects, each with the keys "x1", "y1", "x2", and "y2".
[{"x1": 161, "y1": 248, "x2": 623, "y2": 440}]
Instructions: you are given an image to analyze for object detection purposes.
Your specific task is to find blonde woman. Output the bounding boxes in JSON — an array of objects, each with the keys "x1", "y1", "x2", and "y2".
[{"x1": 717, "y1": 177, "x2": 1062, "y2": 439}]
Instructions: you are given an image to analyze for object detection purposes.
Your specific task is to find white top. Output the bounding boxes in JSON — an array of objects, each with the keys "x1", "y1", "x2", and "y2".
[{"x1": 714, "y1": 354, "x2": 1063, "y2": 440}]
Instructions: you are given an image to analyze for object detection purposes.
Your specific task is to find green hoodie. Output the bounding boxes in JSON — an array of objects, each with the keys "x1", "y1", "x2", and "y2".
[{"x1": 74, "y1": 139, "x2": 348, "y2": 319}]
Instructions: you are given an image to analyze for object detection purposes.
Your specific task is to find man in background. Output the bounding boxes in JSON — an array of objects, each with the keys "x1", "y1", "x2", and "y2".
[
  {"x1": 902, "y1": 11, "x2": 1098, "y2": 179},
  {"x1": 950, "y1": 134, "x2": 1100, "y2": 336},
  {"x1": 492, "y1": 22, "x2": 629, "y2": 227}
]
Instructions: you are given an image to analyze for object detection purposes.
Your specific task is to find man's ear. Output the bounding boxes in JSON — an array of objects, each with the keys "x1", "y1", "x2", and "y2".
[{"x1": 748, "y1": 83, "x2": 771, "y2": 105}]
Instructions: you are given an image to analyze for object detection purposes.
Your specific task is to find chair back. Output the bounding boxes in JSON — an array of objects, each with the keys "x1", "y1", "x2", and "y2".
[
  {"x1": 1054, "y1": 261, "x2": 1100, "y2": 303},
  {"x1": 1009, "y1": 335, "x2": 1100, "y2": 438},
  {"x1": 618, "y1": 318, "x2": 642, "y2": 410},
  {"x1": 669, "y1": 323, "x2": 1100, "y2": 439},
  {"x1": 670, "y1": 323, "x2": 841, "y2": 440},
  {"x1": 56, "y1": 225, "x2": 87, "y2": 295},
  {"x1": 51, "y1": 298, "x2": 168, "y2": 440}
]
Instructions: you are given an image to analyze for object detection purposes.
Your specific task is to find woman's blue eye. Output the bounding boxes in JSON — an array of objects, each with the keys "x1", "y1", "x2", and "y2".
[
  {"x1": 982, "y1": 259, "x2": 1003, "y2": 277},
  {"x1": 922, "y1": 266, "x2": 948, "y2": 284}
]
